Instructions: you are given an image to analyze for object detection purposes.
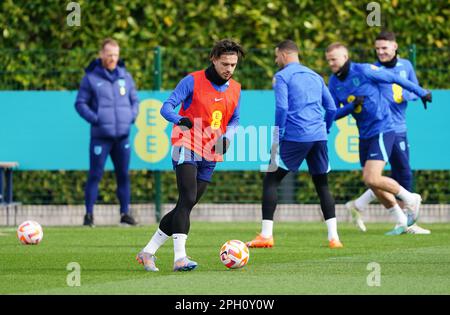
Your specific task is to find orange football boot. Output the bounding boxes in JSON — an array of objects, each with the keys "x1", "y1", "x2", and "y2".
[
  {"x1": 329, "y1": 239, "x2": 344, "y2": 249},
  {"x1": 246, "y1": 234, "x2": 274, "y2": 248}
]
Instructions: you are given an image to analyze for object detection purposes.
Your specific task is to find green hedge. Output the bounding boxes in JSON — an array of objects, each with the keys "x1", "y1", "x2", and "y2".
[
  {"x1": 12, "y1": 170, "x2": 449, "y2": 205},
  {"x1": 1, "y1": 0, "x2": 449, "y2": 90}
]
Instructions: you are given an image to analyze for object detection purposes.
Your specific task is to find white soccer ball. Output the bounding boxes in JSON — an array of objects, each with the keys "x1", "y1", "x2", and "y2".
[
  {"x1": 17, "y1": 220, "x2": 44, "y2": 245},
  {"x1": 219, "y1": 240, "x2": 249, "y2": 269}
]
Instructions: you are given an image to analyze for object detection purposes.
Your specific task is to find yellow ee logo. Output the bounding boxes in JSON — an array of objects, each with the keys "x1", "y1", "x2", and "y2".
[
  {"x1": 335, "y1": 107, "x2": 360, "y2": 163},
  {"x1": 392, "y1": 84, "x2": 403, "y2": 103},
  {"x1": 211, "y1": 110, "x2": 223, "y2": 130},
  {"x1": 133, "y1": 99, "x2": 170, "y2": 163}
]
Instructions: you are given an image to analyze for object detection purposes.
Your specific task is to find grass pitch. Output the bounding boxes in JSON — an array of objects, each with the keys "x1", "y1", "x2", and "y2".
[{"x1": 1, "y1": 222, "x2": 449, "y2": 295}]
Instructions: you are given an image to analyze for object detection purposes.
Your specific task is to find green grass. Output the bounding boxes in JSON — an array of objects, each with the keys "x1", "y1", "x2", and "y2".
[{"x1": 1, "y1": 222, "x2": 449, "y2": 295}]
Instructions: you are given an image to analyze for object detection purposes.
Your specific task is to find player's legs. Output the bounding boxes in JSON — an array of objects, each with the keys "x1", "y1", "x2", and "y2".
[
  {"x1": 110, "y1": 136, "x2": 135, "y2": 225},
  {"x1": 307, "y1": 141, "x2": 342, "y2": 248},
  {"x1": 246, "y1": 168, "x2": 288, "y2": 248},
  {"x1": 360, "y1": 131, "x2": 421, "y2": 218},
  {"x1": 138, "y1": 163, "x2": 200, "y2": 271},
  {"x1": 389, "y1": 133, "x2": 413, "y2": 211},
  {"x1": 363, "y1": 160, "x2": 399, "y2": 207},
  {"x1": 247, "y1": 141, "x2": 304, "y2": 248},
  {"x1": 84, "y1": 138, "x2": 113, "y2": 225},
  {"x1": 389, "y1": 133, "x2": 413, "y2": 192}
]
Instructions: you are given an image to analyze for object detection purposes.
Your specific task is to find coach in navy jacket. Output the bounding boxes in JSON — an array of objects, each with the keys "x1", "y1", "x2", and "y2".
[{"x1": 75, "y1": 38, "x2": 139, "y2": 227}]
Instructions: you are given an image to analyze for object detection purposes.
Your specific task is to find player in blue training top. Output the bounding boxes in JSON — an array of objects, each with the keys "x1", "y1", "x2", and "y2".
[
  {"x1": 345, "y1": 31, "x2": 430, "y2": 234},
  {"x1": 246, "y1": 40, "x2": 343, "y2": 249},
  {"x1": 326, "y1": 42, "x2": 432, "y2": 235}
]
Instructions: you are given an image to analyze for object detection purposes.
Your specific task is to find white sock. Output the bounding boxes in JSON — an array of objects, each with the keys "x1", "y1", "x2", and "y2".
[
  {"x1": 388, "y1": 204, "x2": 407, "y2": 227},
  {"x1": 325, "y1": 217, "x2": 339, "y2": 241},
  {"x1": 261, "y1": 220, "x2": 273, "y2": 238},
  {"x1": 173, "y1": 233, "x2": 188, "y2": 261},
  {"x1": 396, "y1": 186, "x2": 415, "y2": 204},
  {"x1": 354, "y1": 189, "x2": 376, "y2": 211},
  {"x1": 143, "y1": 228, "x2": 170, "y2": 255}
]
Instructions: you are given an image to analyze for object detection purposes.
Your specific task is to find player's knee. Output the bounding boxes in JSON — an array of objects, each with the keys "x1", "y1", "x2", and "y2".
[
  {"x1": 181, "y1": 194, "x2": 197, "y2": 209},
  {"x1": 363, "y1": 172, "x2": 380, "y2": 188},
  {"x1": 88, "y1": 171, "x2": 103, "y2": 184}
]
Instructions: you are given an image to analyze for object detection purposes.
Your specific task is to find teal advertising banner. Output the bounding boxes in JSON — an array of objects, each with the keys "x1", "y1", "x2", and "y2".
[{"x1": 0, "y1": 90, "x2": 448, "y2": 170}]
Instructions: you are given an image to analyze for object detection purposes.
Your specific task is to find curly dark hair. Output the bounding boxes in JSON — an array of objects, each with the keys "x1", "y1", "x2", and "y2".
[{"x1": 209, "y1": 39, "x2": 245, "y2": 60}]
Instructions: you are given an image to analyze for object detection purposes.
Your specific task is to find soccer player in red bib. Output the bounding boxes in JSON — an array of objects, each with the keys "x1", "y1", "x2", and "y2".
[{"x1": 136, "y1": 39, "x2": 245, "y2": 272}]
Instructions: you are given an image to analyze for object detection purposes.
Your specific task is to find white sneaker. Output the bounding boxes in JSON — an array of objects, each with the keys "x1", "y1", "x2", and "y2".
[
  {"x1": 404, "y1": 193, "x2": 422, "y2": 225},
  {"x1": 407, "y1": 224, "x2": 431, "y2": 235},
  {"x1": 345, "y1": 200, "x2": 367, "y2": 232}
]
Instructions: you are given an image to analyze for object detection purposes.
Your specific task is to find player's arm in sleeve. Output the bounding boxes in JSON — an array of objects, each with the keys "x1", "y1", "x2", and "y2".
[
  {"x1": 160, "y1": 75, "x2": 194, "y2": 125},
  {"x1": 215, "y1": 95, "x2": 241, "y2": 155},
  {"x1": 334, "y1": 102, "x2": 355, "y2": 120},
  {"x1": 75, "y1": 76, "x2": 98, "y2": 124},
  {"x1": 403, "y1": 61, "x2": 420, "y2": 102},
  {"x1": 128, "y1": 75, "x2": 140, "y2": 123},
  {"x1": 321, "y1": 80, "x2": 337, "y2": 133},
  {"x1": 364, "y1": 64, "x2": 429, "y2": 98},
  {"x1": 224, "y1": 96, "x2": 240, "y2": 139},
  {"x1": 273, "y1": 74, "x2": 288, "y2": 143},
  {"x1": 328, "y1": 80, "x2": 352, "y2": 120}
]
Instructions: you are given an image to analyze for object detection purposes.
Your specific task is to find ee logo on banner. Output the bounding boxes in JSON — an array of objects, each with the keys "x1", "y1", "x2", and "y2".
[
  {"x1": 335, "y1": 95, "x2": 360, "y2": 164},
  {"x1": 134, "y1": 99, "x2": 169, "y2": 163}
]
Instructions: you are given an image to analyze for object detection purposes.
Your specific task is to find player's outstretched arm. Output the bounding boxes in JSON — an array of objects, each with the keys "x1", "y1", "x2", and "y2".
[
  {"x1": 365, "y1": 65, "x2": 432, "y2": 109},
  {"x1": 160, "y1": 75, "x2": 194, "y2": 124},
  {"x1": 365, "y1": 65, "x2": 429, "y2": 98}
]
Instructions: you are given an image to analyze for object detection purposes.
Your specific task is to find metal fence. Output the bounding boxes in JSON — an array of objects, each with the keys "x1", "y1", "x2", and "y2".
[{"x1": 1, "y1": 47, "x2": 449, "y2": 223}]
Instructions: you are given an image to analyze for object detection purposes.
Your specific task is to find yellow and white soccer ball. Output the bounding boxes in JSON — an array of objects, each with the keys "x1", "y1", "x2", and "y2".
[
  {"x1": 17, "y1": 220, "x2": 44, "y2": 245},
  {"x1": 219, "y1": 240, "x2": 249, "y2": 269}
]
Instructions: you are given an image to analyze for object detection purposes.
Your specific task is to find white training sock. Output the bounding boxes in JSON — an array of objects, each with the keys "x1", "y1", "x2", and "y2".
[
  {"x1": 261, "y1": 220, "x2": 273, "y2": 238},
  {"x1": 173, "y1": 233, "x2": 188, "y2": 261},
  {"x1": 354, "y1": 189, "x2": 376, "y2": 211},
  {"x1": 396, "y1": 186, "x2": 415, "y2": 205},
  {"x1": 143, "y1": 228, "x2": 170, "y2": 255},
  {"x1": 388, "y1": 204, "x2": 407, "y2": 227},
  {"x1": 325, "y1": 217, "x2": 339, "y2": 241}
]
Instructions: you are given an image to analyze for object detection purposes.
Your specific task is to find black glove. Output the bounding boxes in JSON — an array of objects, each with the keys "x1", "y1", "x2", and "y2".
[
  {"x1": 421, "y1": 92, "x2": 432, "y2": 110},
  {"x1": 213, "y1": 137, "x2": 230, "y2": 155},
  {"x1": 353, "y1": 96, "x2": 364, "y2": 106},
  {"x1": 177, "y1": 117, "x2": 193, "y2": 129}
]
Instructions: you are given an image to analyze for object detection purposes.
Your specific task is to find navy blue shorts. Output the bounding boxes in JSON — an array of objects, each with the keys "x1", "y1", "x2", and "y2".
[
  {"x1": 277, "y1": 140, "x2": 330, "y2": 175},
  {"x1": 171, "y1": 146, "x2": 216, "y2": 182},
  {"x1": 389, "y1": 132, "x2": 412, "y2": 190},
  {"x1": 359, "y1": 131, "x2": 396, "y2": 167}
]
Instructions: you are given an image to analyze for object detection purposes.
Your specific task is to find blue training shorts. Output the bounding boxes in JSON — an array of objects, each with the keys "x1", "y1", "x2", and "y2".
[
  {"x1": 171, "y1": 146, "x2": 216, "y2": 182},
  {"x1": 277, "y1": 140, "x2": 330, "y2": 175},
  {"x1": 359, "y1": 131, "x2": 396, "y2": 167}
]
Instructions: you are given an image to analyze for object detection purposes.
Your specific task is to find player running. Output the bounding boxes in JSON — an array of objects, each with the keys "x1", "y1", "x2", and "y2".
[
  {"x1": 325, "y1": 42, "x2": 432, "y2": 235},
  {"x1": 136, "y1": 39, "x2": 245, "y2": 272},
  {"x1": 345, "y1": 31, "x2": 430, "y2": 234},
  {"x1": 246, "y1": 40, "x2": 343, "y2": 249}
]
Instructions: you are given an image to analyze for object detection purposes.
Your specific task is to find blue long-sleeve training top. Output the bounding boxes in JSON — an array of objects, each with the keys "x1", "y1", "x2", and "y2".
[
  {"x1": 273, "y1": 62, "x2": 336, "y2": 143},
  {"x1": 374, "y1": 57, "x2": 419, "y2": 134},
  {"x1": 329, "y1": 62, "x2": 428, "y2": 139},
  {"x1": 160, "y1": 74, "x2": 240, "y2": 139}
]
